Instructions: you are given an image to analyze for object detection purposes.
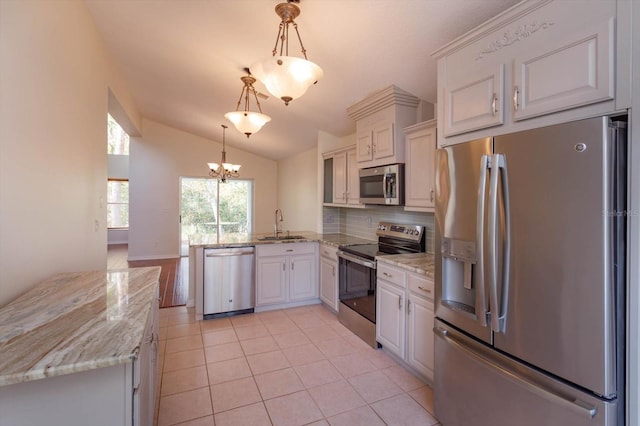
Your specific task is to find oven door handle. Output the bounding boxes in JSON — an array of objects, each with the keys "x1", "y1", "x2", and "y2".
[{"x1": 337, "y1": 250, "x2": 377, "y2": 269}]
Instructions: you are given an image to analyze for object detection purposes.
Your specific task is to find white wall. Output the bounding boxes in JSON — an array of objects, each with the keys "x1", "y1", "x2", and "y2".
[
  {"x1": 277, "y1": 147, "x2": 318, "y2": 233},
  {"x1": 128, "y1": 119, "x2": 278, "y2": 260},
  {"x1": 0, "y1": 0, "x2": 139, "y2": 306}
]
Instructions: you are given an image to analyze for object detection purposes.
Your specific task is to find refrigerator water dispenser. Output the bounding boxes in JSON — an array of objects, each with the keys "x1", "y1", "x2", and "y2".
[{"x1": 441, "y1": 238, "x2": 477, "y2": 315}]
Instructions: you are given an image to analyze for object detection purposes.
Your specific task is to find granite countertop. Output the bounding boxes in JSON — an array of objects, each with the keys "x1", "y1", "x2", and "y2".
[
  {"x1": 189, "y1": 232, "x2": 375, "y2": 249},
  {"x1": 376, "y1": 252, "x2": 435, "y2": 279},
  {"x1": 0, "y1": 267, "x2": 160, "y2": 386}
]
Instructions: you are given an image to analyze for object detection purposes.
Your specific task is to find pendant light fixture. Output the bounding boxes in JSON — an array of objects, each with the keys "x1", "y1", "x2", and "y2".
[
  {"x1": 207, "y1": 124, "x2": 240, "y2": 183},
  {"x1": 224, "y1": 72, "x2": 271, "y2": 138},
  {"x1": 250, "y1": 0, "x2": 323, "y2": 106}
]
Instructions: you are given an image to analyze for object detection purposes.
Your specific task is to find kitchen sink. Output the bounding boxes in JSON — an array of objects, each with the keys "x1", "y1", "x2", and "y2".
[{"x1": 257, "y1": 235, "x2": 306, "y2": 241}]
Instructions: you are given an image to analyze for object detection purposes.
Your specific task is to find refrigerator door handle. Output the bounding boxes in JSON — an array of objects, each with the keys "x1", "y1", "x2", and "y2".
[
  {"x1": 476, "y1": 154, "x2": 490, "y2": 326},
  {"x1": 498, "y1": 154, "x2": 512, "y2": 333},
  {"x1": 433, "y1": 326, "x2": 598, "y2": 419},
  {"x1": 487, "y1": 154, "x2": 501, "y2": 332},
  {"x1": 488, "y1": 154, "x2": 511, "y2": 333}
]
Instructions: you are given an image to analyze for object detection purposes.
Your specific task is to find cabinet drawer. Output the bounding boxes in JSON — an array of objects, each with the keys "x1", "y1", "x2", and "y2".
[
  {"x1": 408, "y1": 273, "x2": 434, "y2": 300},
  {"x1": 377, "y1": 263, "x2": 406, "y2": 288},
  {"x1": 320, "y1": 244, "x2": 337, "y2": 259},
  {"x1": 257, "y1": 242, "x2": 316, "y2": 257}
]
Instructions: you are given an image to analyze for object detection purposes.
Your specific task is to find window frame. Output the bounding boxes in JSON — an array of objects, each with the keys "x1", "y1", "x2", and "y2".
[{"x1": 107, "y1": 178, "x2": 129, "y2": 230}]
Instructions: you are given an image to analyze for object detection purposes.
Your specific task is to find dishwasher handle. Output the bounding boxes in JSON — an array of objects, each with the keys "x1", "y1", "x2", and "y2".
[{"x1": 205, "y1": 248, "x2": 255, "y2": 257}]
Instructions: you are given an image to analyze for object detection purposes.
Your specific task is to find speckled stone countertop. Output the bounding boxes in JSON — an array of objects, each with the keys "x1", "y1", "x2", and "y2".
[
  {"x1": 0, "y1": 267, "x2": 160, "y2": 386},
  {"x1": 376, "y1": 253, "x2": 435, "y2": 279},
  {"x1": 189, "y1": 232, "x2": 374, "y2": 249}
]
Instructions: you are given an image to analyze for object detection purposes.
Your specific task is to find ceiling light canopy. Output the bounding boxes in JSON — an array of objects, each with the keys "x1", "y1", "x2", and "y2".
[
  {"x1": 224, "y1": 74, "x2": 271, "y2": 138},
  {"x1": 250, "y1": 0, "x2": 323, "y2": 106},
  {"x1": 208, "y1": 124, "x2": 240, "y2": 183}
]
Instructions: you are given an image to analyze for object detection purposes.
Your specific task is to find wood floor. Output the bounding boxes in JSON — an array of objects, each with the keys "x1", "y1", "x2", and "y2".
[{"x1": 107, "y1": 244, "x2": 188, "y2": 308}]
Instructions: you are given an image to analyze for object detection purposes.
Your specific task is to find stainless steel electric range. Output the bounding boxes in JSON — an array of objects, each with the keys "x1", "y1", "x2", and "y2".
[{"x1": 336, "y1": 222, "x2": 425, "y2": 347}]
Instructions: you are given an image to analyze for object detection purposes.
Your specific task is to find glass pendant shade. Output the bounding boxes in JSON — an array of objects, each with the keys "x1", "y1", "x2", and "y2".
[
  {"x1": 225, "y1": 74, "x2": 271, "y2": 137},
  {"x1": 224, "y1": 111, "x2": 271, "y2": 138},
  {"x1": 250, "y1": 56, "x2": 323, "y2": 106}
]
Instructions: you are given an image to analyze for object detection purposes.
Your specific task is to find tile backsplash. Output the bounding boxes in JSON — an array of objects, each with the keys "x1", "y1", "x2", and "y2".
[{"x1": 322, "y1": 206, "x2": 435, "y2": 253}]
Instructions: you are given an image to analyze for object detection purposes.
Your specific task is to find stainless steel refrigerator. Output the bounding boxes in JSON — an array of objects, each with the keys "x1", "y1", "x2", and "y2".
[{"x1": 434, "y1": 116, "x2": 627, "y2": 426}]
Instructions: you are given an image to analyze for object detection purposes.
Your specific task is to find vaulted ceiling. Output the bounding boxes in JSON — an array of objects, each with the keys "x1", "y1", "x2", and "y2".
[{"x1": 86, "y1": 0, "x2": 520, "y2": 160}]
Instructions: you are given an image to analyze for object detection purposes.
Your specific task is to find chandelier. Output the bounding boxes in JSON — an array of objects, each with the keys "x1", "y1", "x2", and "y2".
[
  {"x1": 224, "y1": 73, "x2": 271, "y2": 138},
  {"x1": 207, "y1": 124, "x2": 240, "y2": 183},
  {"x1": 250, "y1": 0, "x2": 323, "y2": 106}
]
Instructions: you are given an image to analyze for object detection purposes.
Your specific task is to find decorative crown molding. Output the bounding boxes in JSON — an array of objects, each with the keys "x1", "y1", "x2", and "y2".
[{"x1": 476, "y1": 20, "x2": 554, "y2": 60}]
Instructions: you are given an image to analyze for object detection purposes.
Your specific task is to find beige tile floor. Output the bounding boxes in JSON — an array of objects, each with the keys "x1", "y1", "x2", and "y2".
[{"x1": 157, "y1": 304, "x2": 440, "y2": 426}]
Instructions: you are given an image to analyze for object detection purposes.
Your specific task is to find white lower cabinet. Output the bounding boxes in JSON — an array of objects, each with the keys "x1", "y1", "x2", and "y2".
[
  {"x1": 256, "y1": 243, "x2": 318, "y2": 308},
  {"x1": 319, "y1": 244, "x2": 339, "y2": 311},
  {"x1": 376, "y1": 262, "x2": 434, "y2": 381},
  {"x1": 407, "y1": 292, "x2": 434, "y2": 380},
  {"x1": 377, "y1": 280, "x2": 406, "y2": 358}
]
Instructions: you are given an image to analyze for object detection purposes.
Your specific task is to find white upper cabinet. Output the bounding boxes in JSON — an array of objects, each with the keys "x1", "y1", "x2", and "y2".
[
  {"x1": 324, "y1": 145, "x2": 362, "y2": 207},
  {"x1": 404, "y1": 120, "x2": 437, "y2": 211},
  {"x1": 443, "y1": 64, "x2": 505, "y2": 137},
  {"x1": 433, "y1": 0, "x2": 628, "y2": 146},
  {"x1": 512, "y1": 18, "x2": 614, "y2": 121},
  {"x1": 348, "y1": 85, "x2": 430, "y2": 169}
]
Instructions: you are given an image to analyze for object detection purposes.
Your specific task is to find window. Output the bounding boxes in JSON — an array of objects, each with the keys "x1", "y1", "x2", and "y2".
[
  {"x1": 108, "y1": 113, "x2": 130, "y2": 155},
  {"x1": 107, "y1": 179, "x2": 129, "y2": 229},
  {"x1": 180, "y1": 178, "x2": 253, "y2": 255}
]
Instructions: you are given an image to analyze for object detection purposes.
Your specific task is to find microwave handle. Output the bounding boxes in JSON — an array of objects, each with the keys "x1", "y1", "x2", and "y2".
[{"x1": 382, "y1": 173, "x2": 389, "y2": 199}]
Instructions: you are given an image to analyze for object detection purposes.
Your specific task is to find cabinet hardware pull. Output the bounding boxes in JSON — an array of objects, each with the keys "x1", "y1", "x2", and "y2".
[
  {"x1": 418, "y1": 286, "x2": 432, "y2": 293},
  {"x1": 286, "y1": 249, "x2": 294, "y2": 252},
  {"x1": 383, "y1": 272, "x2": 392, "y2": 277},
  {"x1": 283, "y1": 262, "x2": 286, "y2": 271},
  {"x1": 491, "y1": 93, "x2": 497, "y2": 116},
  {"x1": 513, "y1": 86, "x2": 519, "y2": 111},
  {"x1": 408, "y1": 299, "x2": 411, "y2": 314},
  {"x1": 430, "y1": 188, "x2": 434, "y2": 202},
  {"x1": 398, "y1": 296, "x2": 402, "y2": 310}
]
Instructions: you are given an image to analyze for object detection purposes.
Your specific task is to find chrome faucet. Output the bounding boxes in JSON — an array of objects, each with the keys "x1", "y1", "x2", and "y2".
[{"x1": 274, "y1": 208, "x2": 284, "y2": 237}]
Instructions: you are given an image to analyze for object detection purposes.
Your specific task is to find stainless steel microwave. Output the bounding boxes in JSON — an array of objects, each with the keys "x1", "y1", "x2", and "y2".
[{"x1": 359, "y1": 163, "x2": 404, "y2": 205}]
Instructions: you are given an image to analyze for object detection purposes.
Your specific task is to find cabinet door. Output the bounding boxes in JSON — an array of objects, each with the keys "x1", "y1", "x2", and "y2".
[
  {"x1": 376, "y1": 281, "x2": 406, "y2": 358},
  {"x1": 332, "y1": 151, "x2": 347, "y2": 204},
  {"x1": 443, "y1": 63, "x2": 505, "y2": 137},
  {"x1": 405, "y1": 126, "x2": 436, "y2": 209},
  {"x1": 289, "y1": 254, "x2": 318, "y2": 301},
  {"x1": 407, "y1": 294, "x2": 434, "y2": 381},
  {"x1": 256, "y1": 256, "x2": 287, "y2": 305},
  {"x1": 512, "y1": 18, "x2": 614, "y2": 121},
  {"x1": 346, "y1": 149, "x2": 361, "y2": 205},
  {"x1": 356, "y1": 131, "x2": 373, "y2": 162},
  {"x1": 319, "y1": 256, "x2": 338, "y2": 310},
  {"x1": 372, "y1": 122, "x2": 394, "y2": 160}
]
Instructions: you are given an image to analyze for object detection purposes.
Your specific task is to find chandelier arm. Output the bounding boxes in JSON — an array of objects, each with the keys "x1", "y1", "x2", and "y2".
[
  {"x1": 243, "y1": 84, "x2": 251, "y2": 113},
  {"x1": 272, "y1": 22, "x2": 285, "y2": 57},
  {"x1": 292, "y1": 22, "x2": 308, "y2": 60},
  {"x1": 284, "y1": 22, "x2": 289, "y2": 56},
  {"x1": 234, "y1": 87, "x2": 245, "y2": 112}
]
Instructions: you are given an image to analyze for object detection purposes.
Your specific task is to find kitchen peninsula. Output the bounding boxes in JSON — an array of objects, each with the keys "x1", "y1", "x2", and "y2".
[
  {"x1": 189, "y1": 232, "x2": 374, "y2": 320},
  {"x1": 0, "y1": 267, "x2": 161, "y2": 426}
]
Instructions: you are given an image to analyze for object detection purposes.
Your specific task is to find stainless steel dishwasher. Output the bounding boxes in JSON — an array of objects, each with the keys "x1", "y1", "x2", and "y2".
[{"x1": 203, "y1": 246, "x2": 255, "y2": 319}]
